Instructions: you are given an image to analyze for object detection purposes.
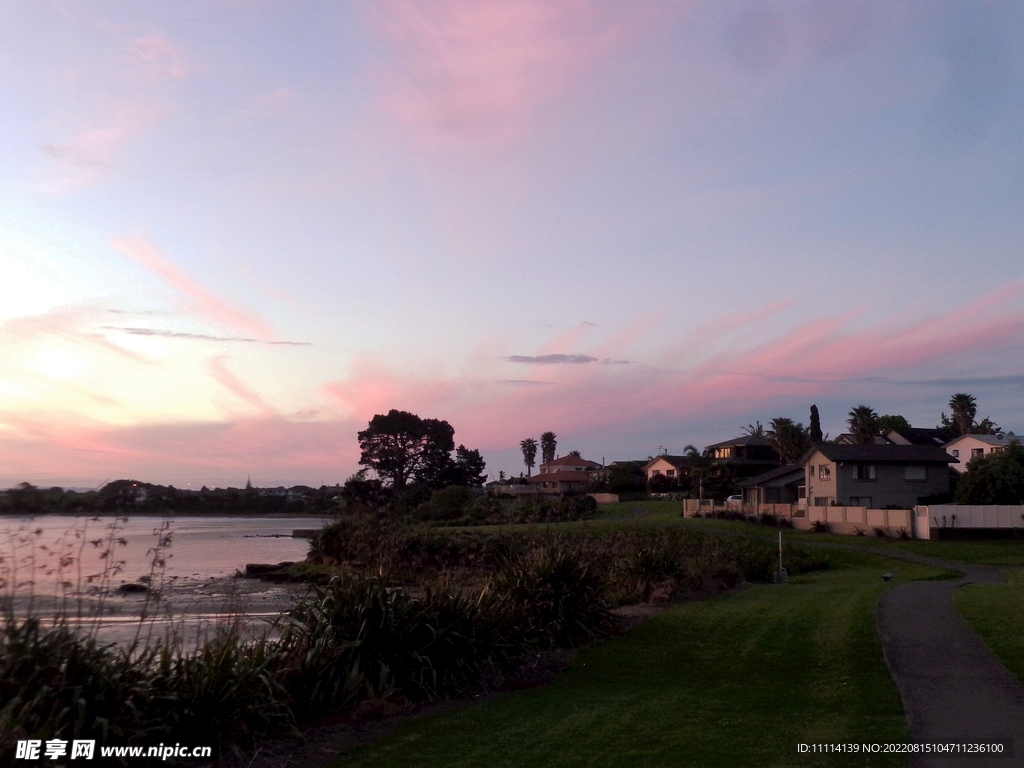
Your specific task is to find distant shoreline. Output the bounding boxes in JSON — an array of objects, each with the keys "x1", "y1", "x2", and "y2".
[{"x1": 0, "y1": 511, "x2": 337, "y2": 519}]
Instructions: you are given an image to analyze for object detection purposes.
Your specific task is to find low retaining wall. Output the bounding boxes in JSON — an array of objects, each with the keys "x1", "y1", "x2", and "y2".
[{"x1": 682, "y1": 499, "x2": 921, "y2": 538}]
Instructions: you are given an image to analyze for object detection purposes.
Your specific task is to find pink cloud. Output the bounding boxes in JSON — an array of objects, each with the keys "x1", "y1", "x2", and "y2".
[
  {"x1": 0, "y1": 305, "x2": 155, "y2": 367},
  {"x1": 370, "y1": 0, "x2": 650, "y2": 146},
  {"x1": 110, "y1": 236, "x2": 274, "y2": 338},
  {"x1": 129, "y1": 33, "x2": 191, "y2": 80},
  {"x1": 206, "y1": 355, "x2": 275, "y2": 416},
  {"x1": 5, "y1": 283, "x2": 1024, "y2": 487}
]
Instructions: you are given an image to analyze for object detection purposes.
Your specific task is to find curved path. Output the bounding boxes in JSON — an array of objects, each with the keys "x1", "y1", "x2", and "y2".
[{"x1": 872, "y1": 549, "x2": 1024, "y2": 767}]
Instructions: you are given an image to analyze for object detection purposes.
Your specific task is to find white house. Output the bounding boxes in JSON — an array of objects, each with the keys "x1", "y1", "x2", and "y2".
[{"x1": 944, "y1": 433, "x2": 1018, "y2": 472}]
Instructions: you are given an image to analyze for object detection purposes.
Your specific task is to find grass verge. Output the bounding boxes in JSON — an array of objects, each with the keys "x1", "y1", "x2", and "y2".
[
  {"x1": 323, "y1": 551, "x2": 943, "y2": 768},
  {"x1": 953, "y1": 567, "x2": 1024, "y2": 683}
]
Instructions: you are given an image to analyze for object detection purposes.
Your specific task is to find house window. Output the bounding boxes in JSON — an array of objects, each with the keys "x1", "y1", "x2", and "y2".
[
  {"x1": 798, "y1": 486, "x2": 806, "y2": 499},
  {"x1": 666, "y1": 469, "x2": 675, "y2": 477},
  {"x1": 653, "y1": 469, "x2": 662, "y2": 475},
  {"x1": 971, "y1": 448, "x2": 984, "y2": 458},
  {"x1": 818, "y1": 465, "x2": 831, "y2": 480},
  {"x1": 992, "y1": 446, "x2": 1005, "y2": 454},
  {"x1": 849, "y1": 496, "x2": 872, "y2": 507},
  {"x1": 952, "y1": 449, "x2": 960, "y2": 458},
  {"x1": 904, "y1": 465, "x2": 927, "y2": 481},
  {"x1": 813, "y1": 496, "x2": 830, "y2": 507},
  {"x1": 855, "y1": 464, "x2": 876, "y2": 481}
]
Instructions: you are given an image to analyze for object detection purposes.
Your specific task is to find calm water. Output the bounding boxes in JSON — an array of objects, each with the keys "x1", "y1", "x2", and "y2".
[{"x1": 0, "y1": 515, "x2": 330, "y2": 592}]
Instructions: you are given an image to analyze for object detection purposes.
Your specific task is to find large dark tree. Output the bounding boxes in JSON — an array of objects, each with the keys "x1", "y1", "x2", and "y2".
[
  {"x1": 541, "y1": 431, "x2": 558, "y2": 465},
  {"x1": 357, "y1": 410, "x2": 483, "y2": 490},
  {"x1": 876, "y1": 414, "x2": 911, "y2": 434},
  {"x1": 949, "y1": 393, "x2": 978, "y2": 436},
  {"x1": 809, "y1": 405, "x2": 823, "y2": 444},
  {"x1": 767, "y1": 417, "x2": 808, "y2": 464},
  {"x1": 847, "y1": 405, "x2": 880, "y2": 444},
  {"x1": 954, "y1": 442, "x2": 1024, "y2": 504}
]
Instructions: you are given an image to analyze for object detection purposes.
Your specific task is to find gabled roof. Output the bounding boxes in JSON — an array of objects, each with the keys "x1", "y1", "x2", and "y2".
[
  {"x1": 945, "y1": 432, "x2": 1018, "y2": 447},
  {"x1": 706, "y1": 434, "x2": 772, "y2": 449},
  {"x1": 738, "y1": 464, "x2": 804, "y2": 488},
  {"x1": 804, "y1": 444, "x2": 957, "y2": 465},
  {"x1": 642, "y1": 455, "x2": 693, "y2": 471}
]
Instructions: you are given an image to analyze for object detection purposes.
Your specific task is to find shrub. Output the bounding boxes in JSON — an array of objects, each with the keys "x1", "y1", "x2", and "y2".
[
  {"x1": 810, "y1": 520, "x2": 831, "y2": 533},
  {"x1": 873, "y1": 526, "x2": 889, "y2": 539},
  {"x1": 493, "y1": 543, "x2": 615, "y2": 649}
]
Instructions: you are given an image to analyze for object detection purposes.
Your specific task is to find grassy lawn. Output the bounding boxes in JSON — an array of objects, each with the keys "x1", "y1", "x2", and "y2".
[
  {"x1": 324, "y1": 551, "x2": 946, "y2": 768},
  {"x1": 954, "y1": 567, "x2": 1024, "y2": 684}
]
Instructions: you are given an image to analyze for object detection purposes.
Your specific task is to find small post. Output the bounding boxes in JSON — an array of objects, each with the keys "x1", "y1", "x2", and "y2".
[{"x1": 775, "y1": 530, "x2": 788, "y2": 584}]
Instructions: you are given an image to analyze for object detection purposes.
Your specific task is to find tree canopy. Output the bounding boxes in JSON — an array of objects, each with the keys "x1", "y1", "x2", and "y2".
[
  {"x1": 520, "y1": 438, "x2": 538, "y2": 477},
  {"x1": 954, "y1": 442, "x2": 1024, "y2": 504},
  {"x1": 809, "y1": 405, "x2": 823, "y2": 444},
  {"x1": 847, "y1": 405, "x2": 879, "y2": 444},
  {"x1": 541, "y1": 431, "x2": 558, "y2": 465},
  {"x1": 767, "y1": 417, "x2": 808, "y2": 464},
  {"x1": 357, "y1": 410, "x2": 485, "y2": 490},
  {"x1": 876, "y1": 414, "x2": 911, "y2": 434}
]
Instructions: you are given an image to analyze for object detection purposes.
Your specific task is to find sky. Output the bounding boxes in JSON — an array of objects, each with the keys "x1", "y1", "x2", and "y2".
[{"x1": 2, "y1": 0, "x2": 1024, "y2": 489}]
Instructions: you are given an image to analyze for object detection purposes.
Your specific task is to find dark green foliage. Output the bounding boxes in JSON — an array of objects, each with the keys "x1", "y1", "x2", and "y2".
[
  {"x1": 876, "y1": 414, "x2": 911, "y2": 434},
  {"x1": 809, "y1": 404, "x2": 823, "y2": 444},
  {"x1": 954, "y1": 442, "x2": 1024, "y2": 504},
  {"x1": 811, "y1": 520, "x2": 831, "y2": 533},
  {"x1": 279, "y1": 575, "x2": 510, "y2": 718},
  {"x1": 356, "y1": 410, "x2": 486, "y2": 492},
  {"x1": 0, "y1": 619, "x2": 155, "y2": 750},
  {"x1": 493, "y1": 545, "x2": 615, "y2": 649}
]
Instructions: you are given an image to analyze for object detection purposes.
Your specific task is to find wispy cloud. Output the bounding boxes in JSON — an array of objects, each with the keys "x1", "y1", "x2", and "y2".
[
  {"x1": 370, "y1": 0, "x2": 641, "y2": 146},
  {"x1": 103, "y1": 326, "x2": 310, "y2": 345},
  {"x1": 110, "y1": 236, "x2": 274, "y2": 338},
  {"x1": 505, "y1": 354, "x2": 598, "y2": 364},
  {"x1": 39, "y1": 28, "x2": 191, "y2": 193},
  {"x1": 206, "y1": 355, "x2": 275, "y2": 416}
]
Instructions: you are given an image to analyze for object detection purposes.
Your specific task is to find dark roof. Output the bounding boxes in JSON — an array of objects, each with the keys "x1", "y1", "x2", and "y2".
[
  {"x1": 739, "y1": 464, "x2": 804, "y2": 487},
  {"x1": 706, "y1": 434, "x2": 772, "y2": 449},
  {"x1": 807, "y1": 444, "x2": 957, "y2": 464},
  {"x1": 887, "y1": 427, "x2": 947, "y2": 447},
  {"x1": 642, "y1": 455, "x2": 693, "y2": 470}
]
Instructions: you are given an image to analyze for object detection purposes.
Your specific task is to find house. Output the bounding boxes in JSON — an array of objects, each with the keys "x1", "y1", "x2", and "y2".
[
  {"x1": 528, "y1": 471, "x2": 592, "y2": 494},
  {"x1": 537, "y1": 455, "x2": 602, "y2": 475},
  {"x1": 738, "y1": 464, "x2": 806, "y2": 506},
  {"x1": 705, "y1": 434, "x2": 779, "y2": 478},
  {"x1": 530, "y1": 454, "x2": 601, "y2": 495},
  {"x1": 641, "y1": 455, "x2": 693, "y2": 484},
  {"x1": 944, "y1": 432, "x2": 1018, "y2": 472},
  {"x1": 802, "y1": 444, "x2": 957, "y2": 509}
]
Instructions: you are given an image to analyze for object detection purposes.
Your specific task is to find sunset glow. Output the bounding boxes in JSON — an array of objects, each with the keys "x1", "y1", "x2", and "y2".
[{"x1": 2, "y1": 1, "x2": 1023, "y2": 487}]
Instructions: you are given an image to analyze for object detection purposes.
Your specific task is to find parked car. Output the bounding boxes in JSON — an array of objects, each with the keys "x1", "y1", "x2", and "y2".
[{"x1": 726, "y1": 494, "x2": 742, "y2": 504}]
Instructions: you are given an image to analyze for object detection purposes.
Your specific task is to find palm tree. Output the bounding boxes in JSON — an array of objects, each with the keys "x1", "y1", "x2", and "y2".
[
  {"x1": 949, "y1": 393, "x2": 977, "y2": 436},
  {"x1": 520, "y1": 438, "x2": 538, "y2": 477},
  {"x1": 741, "y1": 421, "x2": 765, "y2": 437},
  {"x1": 541, "y1": 431, "x2": 558, "y2": 465},
  {"x1": 767, "y1": 417, "x2": 808, "y2": 464},
  {"x1": 847, "y1": 405, "x2": 879, "y2": 445},
  {"x1": 684, "y1": 444, "x2": 711, "y2": 501}
]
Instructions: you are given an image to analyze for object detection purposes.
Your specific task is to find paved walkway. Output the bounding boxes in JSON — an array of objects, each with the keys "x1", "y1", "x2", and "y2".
[{"x1": 873, "y1": 549, "x2": 1024, "y2": 767}]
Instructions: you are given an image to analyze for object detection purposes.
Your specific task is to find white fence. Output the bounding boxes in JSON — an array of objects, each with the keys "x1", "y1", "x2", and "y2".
[{"x1": 923, "y1": 504, "x2": 1024, "y2": 531}]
